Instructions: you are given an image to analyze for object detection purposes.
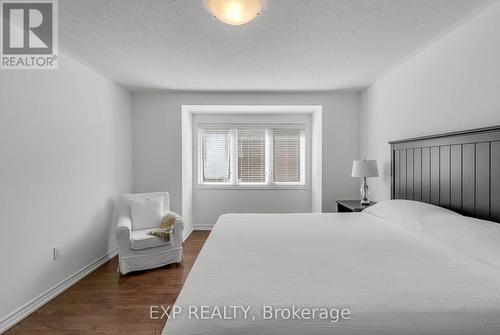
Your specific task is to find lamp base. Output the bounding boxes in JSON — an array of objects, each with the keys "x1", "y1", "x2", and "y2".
[
  {"x1": 360, "y1": 177, "x2": 371, "y2": 206},
  {"x1": 360, "y1": 198, "x2": 371, "y2": 206}
]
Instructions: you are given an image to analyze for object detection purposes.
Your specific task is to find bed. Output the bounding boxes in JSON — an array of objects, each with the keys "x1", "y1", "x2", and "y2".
[{"x1": 162, "y1": 126, "x2": 500, "y2": 334}]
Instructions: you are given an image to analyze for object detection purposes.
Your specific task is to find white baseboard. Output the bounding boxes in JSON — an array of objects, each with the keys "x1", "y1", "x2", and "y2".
[
  {"x1": 193, "y1": 223, "x2": 214, "y2": 230},
  {"x1": 0, "y1": 248, "x2": 118, "y2": 334}
]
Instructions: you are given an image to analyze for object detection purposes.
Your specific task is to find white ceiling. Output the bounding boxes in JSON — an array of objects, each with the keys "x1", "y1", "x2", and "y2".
[{"x1": 59, "y1": 0, "x2": 493, "y2": 92}]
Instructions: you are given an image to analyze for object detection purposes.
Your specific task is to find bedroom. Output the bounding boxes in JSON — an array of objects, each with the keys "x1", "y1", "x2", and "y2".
[{"x1": 1, "y1": 0, "x2": 500, "y2": 334}]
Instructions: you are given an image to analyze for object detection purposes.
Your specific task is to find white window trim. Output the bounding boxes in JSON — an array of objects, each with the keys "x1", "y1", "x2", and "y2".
[{"x1": 196, "y1": 122, "x2": 308, "y2": 190}]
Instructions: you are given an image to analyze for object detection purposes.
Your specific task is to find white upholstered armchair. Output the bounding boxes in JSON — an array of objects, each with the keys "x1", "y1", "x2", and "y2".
[{"x1": 115, "y1": 192, "x2": 183, "y2": 275}]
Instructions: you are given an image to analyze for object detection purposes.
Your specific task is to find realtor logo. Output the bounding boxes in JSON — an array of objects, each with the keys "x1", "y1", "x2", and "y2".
[{"x1": 1, "y1": 0, "x2": 58, "y2": 69}]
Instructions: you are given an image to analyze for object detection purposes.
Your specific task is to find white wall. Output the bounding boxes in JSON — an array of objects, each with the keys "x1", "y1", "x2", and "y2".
[
  {"x1": 132, "y1": 92, "x2": 361, "y2": 228},
  {"x1": 360, "y1": 1, "x2": 500, "y2": 201},
  {"x1": 0, "y1": 52, "x2": 133, "y2": 323}
]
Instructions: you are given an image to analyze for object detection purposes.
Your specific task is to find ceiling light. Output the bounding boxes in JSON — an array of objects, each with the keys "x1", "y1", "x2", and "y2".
[{"x1": 203, "y1": 0, "x2": 264, "y2": 26}]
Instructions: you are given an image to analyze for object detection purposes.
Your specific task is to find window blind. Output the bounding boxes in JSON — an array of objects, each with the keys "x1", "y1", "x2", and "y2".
[
  {"x1": 237, "y1": 128, "x2": 266, "y2": 183},
  {"x1": 199, "y1": 125, "x2": 305, "y2": 186},
  {"x1": 201, "y1": 128, "x2": 231, "y2": 182},
  {"x1": 273, "y1": 128, "x2": 303, "y2": 183}
]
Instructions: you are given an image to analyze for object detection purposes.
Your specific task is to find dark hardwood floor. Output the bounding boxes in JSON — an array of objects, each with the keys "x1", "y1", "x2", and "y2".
[{"x1": 5, "y1": 231, "x2": 210, "y2": 335}]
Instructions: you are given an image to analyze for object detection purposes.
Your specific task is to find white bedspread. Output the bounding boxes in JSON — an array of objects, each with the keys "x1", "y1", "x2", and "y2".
[{"x1": 162, "y1": 213, "x2": 500, "y2": 334}]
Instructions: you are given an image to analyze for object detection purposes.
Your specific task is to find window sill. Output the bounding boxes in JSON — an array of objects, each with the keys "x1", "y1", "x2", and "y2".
[{"x1": 195, "y1": 184, "x2": 309, "y2": 191}]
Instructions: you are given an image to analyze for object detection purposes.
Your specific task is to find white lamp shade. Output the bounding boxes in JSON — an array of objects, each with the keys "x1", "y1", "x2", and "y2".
[{"x1": 352, "y1": 160, "x2": 379, "y2": 177}]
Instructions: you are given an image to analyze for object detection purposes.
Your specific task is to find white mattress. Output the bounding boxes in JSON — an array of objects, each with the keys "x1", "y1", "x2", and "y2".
[{"x1": 163, "y1": 212, "x2": 500, "y2": 334}]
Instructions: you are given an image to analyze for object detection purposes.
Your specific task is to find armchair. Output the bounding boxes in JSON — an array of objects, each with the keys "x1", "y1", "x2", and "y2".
[{"x1": 115, "y1": 192, "x2": 183, "y2": 275}]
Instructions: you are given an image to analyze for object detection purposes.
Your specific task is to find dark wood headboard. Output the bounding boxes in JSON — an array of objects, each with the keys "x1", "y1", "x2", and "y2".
[{"x1": 389, "y1": 125, "x2": 500, "y2": 223}]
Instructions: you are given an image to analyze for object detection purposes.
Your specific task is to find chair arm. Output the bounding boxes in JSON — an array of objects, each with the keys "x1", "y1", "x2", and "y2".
[
  {"x1": 173, "y1": 217, "x2": 184, "y2": 245},
  {"x1": 116, "y1": 215, "x2": 132, "y2": 241}
]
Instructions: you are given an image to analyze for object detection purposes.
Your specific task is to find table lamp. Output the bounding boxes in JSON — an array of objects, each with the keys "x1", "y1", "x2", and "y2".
[{"x1": 352, "y1": 158, "x2": 379, "y2": 205}]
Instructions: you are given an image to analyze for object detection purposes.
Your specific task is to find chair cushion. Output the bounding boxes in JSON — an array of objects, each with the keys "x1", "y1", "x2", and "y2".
[
  {"x1": 130, "y1": 229, "x2": 172, "y2": 250},
  {"x1": 130, "y1": 197, "x2": 163, "y2": 230}
]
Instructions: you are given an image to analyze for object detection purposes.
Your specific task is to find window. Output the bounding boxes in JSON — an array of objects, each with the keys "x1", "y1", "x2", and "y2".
[
  {"x1": 200, "y1": 128, "x2": 231, "y2": 183},
  {"x1": 237, "y1": 129, "x2": 266, "y2": 183},
  {"x1": 198, "y1": 125, "x2": 305, "y2": 186},
  {"x1": 273, "y1": 129, "x2": 302, "y2": 183}
]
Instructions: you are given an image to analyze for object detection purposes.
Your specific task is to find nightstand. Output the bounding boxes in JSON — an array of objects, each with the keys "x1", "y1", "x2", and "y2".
[{"x1": 336, "y1": 200, "x2": 376, "y2": 212}]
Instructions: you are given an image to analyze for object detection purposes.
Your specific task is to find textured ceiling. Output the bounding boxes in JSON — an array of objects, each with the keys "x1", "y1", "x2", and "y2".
[{"x1": 59, "y1": 0, "x2": 493, "y2": 91}]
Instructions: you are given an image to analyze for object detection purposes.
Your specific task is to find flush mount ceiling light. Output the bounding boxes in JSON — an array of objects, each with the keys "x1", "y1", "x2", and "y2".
[{"x1": 203, "y1": 0, "x2": 265, "y2": 26}]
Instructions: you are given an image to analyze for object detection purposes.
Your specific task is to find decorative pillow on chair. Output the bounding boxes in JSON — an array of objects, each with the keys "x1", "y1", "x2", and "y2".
[{"x1": 130, "y1": 197, "x2": 164, "y2": 230}]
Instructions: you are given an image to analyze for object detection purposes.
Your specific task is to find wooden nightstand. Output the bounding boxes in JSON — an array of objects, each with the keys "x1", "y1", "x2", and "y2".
[{"x1": 336, "y1": 200, "x2": 376, "y2": 212}]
